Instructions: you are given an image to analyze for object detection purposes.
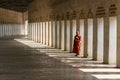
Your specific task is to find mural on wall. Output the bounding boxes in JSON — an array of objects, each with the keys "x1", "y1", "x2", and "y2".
[
  {"x1": 52, "y1": 14, "x2": 55, "y2": 20},
  {"x1": 66, "y1": 12, "x2": 70, "y2": 20},
  {"x1": 61, "y1": 13, "x2": 64, "y2": 20},
  {"x1": 29, "y1": 4, "x2": 118, "y2": 23},
  {"x1": 96, "y1": 6, "x2": 105, "y2": 17},
  {"x1": 56, "y1": 14, "x2": 60, "y2": 21},
  {"x1": 87, "y1": 9, "x2": 93, "y2": 18},
  {"x1": 72, "y1": 10, "x2": 77, "y2": 19},
  {"x1": 79, "y1": 10, "x2": 85, "y2": 19},
  {"x1": 109, "y1": 4, "x2": 117, "y2": 16}
]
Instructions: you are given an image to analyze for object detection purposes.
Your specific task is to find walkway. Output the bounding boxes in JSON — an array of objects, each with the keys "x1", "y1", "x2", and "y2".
[{"x1": 0, "y1": 38, "x2": 119, "y2": 80}]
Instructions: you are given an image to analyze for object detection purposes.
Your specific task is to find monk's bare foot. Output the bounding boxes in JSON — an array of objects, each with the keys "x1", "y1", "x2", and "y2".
[{"x1": 75, "y1": 54, "x2": 78, "y2": 56}]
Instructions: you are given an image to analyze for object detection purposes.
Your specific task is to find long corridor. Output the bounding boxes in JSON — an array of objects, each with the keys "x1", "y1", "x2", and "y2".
[{"x1": 0, "y1": 38, "x2": 119, "y2": 80}]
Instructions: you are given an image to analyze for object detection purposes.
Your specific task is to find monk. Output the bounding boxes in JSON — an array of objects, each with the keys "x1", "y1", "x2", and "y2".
[{"x1": 73, "y1": 31, "x2": 81, "y2": 56}]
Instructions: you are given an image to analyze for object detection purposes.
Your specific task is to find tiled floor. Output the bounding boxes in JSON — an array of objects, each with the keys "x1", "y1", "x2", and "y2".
[{"x1": 0, "y1": 38, "x2": 119, "y2": 80}]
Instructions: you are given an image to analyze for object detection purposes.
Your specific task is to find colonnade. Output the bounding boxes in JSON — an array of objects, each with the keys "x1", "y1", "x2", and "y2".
[
  {"x1": 28, "y1": 16, "x2": 118, "y2": 66},
  {"x1": 0, "y1": 24, "x2": 25, "y2": 37}
]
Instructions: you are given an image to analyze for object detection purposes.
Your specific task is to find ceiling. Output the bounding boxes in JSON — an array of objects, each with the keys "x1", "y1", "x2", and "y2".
[{"x1": 0, "y1": 0, "x2": 33, "y2": 12}]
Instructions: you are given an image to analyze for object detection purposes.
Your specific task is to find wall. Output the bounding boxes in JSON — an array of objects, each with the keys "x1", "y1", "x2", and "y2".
[
  {"x1": 28, "y1": 0, "x2": 119, "y2": 22},
  {"x1": 0, "y1": 8, "x2": 26, "y2": 38},
  {"x1": 27, "y1": 0, "x2": 120, "y2": 66}
]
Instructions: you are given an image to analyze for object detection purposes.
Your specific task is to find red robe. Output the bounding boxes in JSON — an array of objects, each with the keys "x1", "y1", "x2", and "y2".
[{"x1": 73, "y1": 34, "x2": 81, "y2": 55}]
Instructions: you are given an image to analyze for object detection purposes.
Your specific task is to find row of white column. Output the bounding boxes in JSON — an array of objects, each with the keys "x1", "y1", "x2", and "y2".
[
  {"x1": 0, "y1": 24, "x2": 25, "y2": 37},
  {"x1": 28, "y1": 16, "x2": 117, "y2": 65}
]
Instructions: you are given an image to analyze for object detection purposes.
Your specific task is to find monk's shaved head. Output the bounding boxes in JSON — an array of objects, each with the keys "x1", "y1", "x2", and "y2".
[{"x1": 76, "y1": 31, "x2": 79, "y2": 34}]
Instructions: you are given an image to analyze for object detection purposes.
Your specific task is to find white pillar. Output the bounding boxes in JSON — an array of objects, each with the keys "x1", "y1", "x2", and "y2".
[
  {"x1": 37, "y1": 22, "x2": 40, "y2": 43},
  {"x1": 32, "y1": 23, "x2": 34, "y2": 41},
  {"x1": 0, "y1": 26, "x2": 2, "y2": 37},
  {"x1": 71, "y1": 20, "x2": 77, "y2": 52},
  {"x1": 15, "y1": 24, "x2": 17, "y2": 36},
  {"x1": 103, "y1": 17, "x2": 109, "y2": 64},
  {"x1": 6, "y1": 25, "x2": 8, "y2": 36},
  {"x1": 79, "y1": 19, "x2": 84, "y2": 57},
  {"x1": 17, "y1": 25, "x2": 20, "y2": 36},
  {"x1": 3, "y1": 24, "x2": 5, "y2": 37},
  {"x1": 33, "y1": 23, "x2": 36, "y2": 41},
  {"x1": 4, "y1": 24, "x2": 6, "y2": 37},
  {"x1": 8, "y1": 24, "x2": 10, "y2": 37},
  {"x1": 36, "y1": 23, "x2": 38, "y2": 42},
  {"x1": 46, "y1": 21, "x2": 49, "y2": 45},
  {"x1": 56, "y1": 21, "x2": 60, "y2": 48},
  {"x1": 65, "y1": 20, "x2": 71, "y2": 51},
  {"x1": 93, "y1": 18, "x2": 98, "y2": 60},
  {"x1": 12, "y1": 24, "x2": 14, "y2": 36},
  {"x1": 84, "y1": 19, "x2": 88, "y2": 58},
  {"x1": 1, "y1": 24, "x2": 4, "y2": 37},
  {"x1": 40, "y1": 22, "x2": 43, "y2": 43},
  {"x1": 97, "y1": 18, "x2": 104, "y2": 61},
  {"x1": 35, "y1": 23, "x2": 37, "y2": 42},
  {"x1": 51, "y1": 21, "x2": 53, "y2": 47},
  {"x1": 88, "y1": 19, "x2": 93, "y2": 58},
  {"x1": 12, "y1": 25, "x2": 15, "y2": 36},
  {"x1": 28, "y1": 23, "x2": 30, "y2": 39},
  {"x1": 117, "y1": 15, "x2": 120, "y2": 67},
  {"x1": 30, "y1": 23, "x2": 31, "y2": 39},
  {"x1": 9, "y1": 24, "x2": 11, "y2": 37},
  {"x1": 52, "y1": 21, "x2": 56, "y2": 47},
  {"x1": 42, "y1": 22, "x2": 44, "y2": 43},
  {"x1": 61, "y1": 20, "x2": 65, "y2": 50},
  {"x1": 37, "y1": 23, "x2": 39, "y2": 42},
  {"x1": 43, "y1": 22, "x2": 46, "y2": 44},
  {"x1": 48, "y1": 21, "x2": 52, "y2": 46},
  {"x1": 109, "y1": 17, "x2": 117, "y2": 64}
]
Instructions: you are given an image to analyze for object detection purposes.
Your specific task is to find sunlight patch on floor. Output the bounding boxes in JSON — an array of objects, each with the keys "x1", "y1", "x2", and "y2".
[
  {"x1": 15, "y1": 38, "x2": 119, "y2": 80},
  {"x1": 79, "y1": 68, "x2": 120, "y2": 72},
  {"x1": 92, "y1": 74, "x2": 120, "y2": 79}
]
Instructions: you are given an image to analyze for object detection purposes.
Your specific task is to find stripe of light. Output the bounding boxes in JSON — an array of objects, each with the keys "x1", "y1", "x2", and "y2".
[
  {"x1": 92, "y1": 74, "x2": 120, "y2": 79},
  {"x1": 79, "y1": 68, "x2": 120, "y2": 72}
]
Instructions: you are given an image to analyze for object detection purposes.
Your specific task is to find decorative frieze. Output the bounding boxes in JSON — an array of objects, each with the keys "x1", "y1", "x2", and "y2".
[
  {"x1": 79, "y1": 10, "x2": 85, "y2": 19},
  {"x1": 88, "y1": 9, "x2": 93, "y2": 18},
  {"x1": 72, "y1": 10, "x2": 77, "y2": 19},
  {"x1": 56, "y1": 14, "x2": 60, "y2": 21},
  {"x1": 61, "y1": 13, "x2": 64, "y2": 20},
  {"x1": 109, "y1": 4, "x2": 117, "y2": 16},
  {"x1": 66, "y1": 12, "x2": 70, "y2": 20},
  {"x1": 96, "y1": 7, "x2": 105, "y2": 17}
]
